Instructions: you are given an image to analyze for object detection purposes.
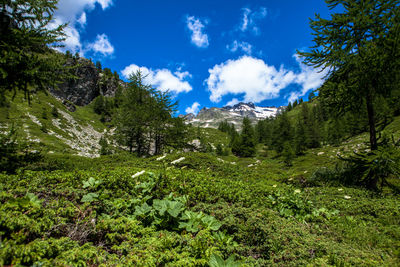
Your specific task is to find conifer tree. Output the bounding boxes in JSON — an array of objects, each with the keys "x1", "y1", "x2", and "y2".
[
  {"x1": 282, "y1": 141, "x2": 295, "y2": 167},
  {"x1": 298, "y1": 0, "x2": 400, "y2": 151},
  {"x1": 294, "y1": 118, "x2": 307, "y2": 155},
  {"x1": 272, "y1": 112, "x2": 292, "y2": 154},
  {"x1": 0, "y1": 0, "x2": 66, "y2": 103},
  {"x1": 115, "y1": 71, "x2": 186, "y2": 155},
  {"x1": 231, "y1": 117, "x2": 256, "y2": 157},
  {"x1": 240, "y1": 117, "x2": 257, "y2": 157},
  {"x1": 115, "y1": 71, "x2": 153, "y2": 155}
]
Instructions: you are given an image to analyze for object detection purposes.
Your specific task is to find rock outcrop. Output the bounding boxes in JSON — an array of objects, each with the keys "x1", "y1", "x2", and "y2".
[{"x1": 49, "y1": 57, "x2": 123, "y2": 107}]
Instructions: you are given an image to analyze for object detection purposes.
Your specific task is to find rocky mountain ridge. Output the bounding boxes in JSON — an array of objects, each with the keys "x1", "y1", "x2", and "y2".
[{"x1": 182, "y1": 102, "x2": 283, "y2": 129}]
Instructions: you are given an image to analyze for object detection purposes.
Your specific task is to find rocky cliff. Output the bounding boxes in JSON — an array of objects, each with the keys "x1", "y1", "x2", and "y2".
[{"x1": 49, "y1": 57, "x2": 124, "y2": 108}]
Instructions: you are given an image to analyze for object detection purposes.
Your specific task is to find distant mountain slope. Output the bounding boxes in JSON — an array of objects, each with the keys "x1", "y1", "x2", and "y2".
[{"x1": 182, "y1": 102, "x2": 283, "y2": 129}]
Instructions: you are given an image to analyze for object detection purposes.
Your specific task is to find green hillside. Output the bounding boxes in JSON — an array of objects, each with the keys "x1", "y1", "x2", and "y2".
[
  {"x1": 1, "y1": 0, "x2": 400, "y2": 266},
  {"x1": 0, "y1": 91, "x2": 109, "y2": 157},
  {"x1": 1, "y1": 93, "x2": 400, "y2": 265}
]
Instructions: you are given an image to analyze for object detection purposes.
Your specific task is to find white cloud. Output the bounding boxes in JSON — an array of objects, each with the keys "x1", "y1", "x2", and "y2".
[
  {"x1": 185, "y1": 102, "x2": 201, "y2": 114},
  {"x1": 86, "y1": 34, "x2": 114, "y2": 56},
  {"x1": 287, "y1": 91, "x2": 302, "y2": 104},
  {"x1": 293, "y1": 54, "x2": 327, "y2": 95},
  {"x1": 239, "y1": 7, "x2": 267, "y2": 35},
  {"x1": 96, "y1": 0, "x2": 113, "y2": 9},
  {"x1": 226, "y1": 98, "x2": 240, "y2": 106},
  {"x1": 205, "y1": 55, "x2": 326, "y2": 104},
  {"x1": 77, "y1": 12, "x2": 86, "y2": 26},
  {"x1": 227, "y1": 40, "x2": 252, "y2": 55},
  {"x1": 206, "y1": 56, "x2": 296, "y2": 103},
  {"x1": 121, "y1": 64, "x2": 193, "y2": 95},
  {"x1": 53, "y1": 0, "x2": 113, "y2": 54},
  {"x1": 186, "y1": 16, "x2": 209, "y2": 48},
  {"x1": 285, "y1": 54, "x2": 327, "y2": 103}
]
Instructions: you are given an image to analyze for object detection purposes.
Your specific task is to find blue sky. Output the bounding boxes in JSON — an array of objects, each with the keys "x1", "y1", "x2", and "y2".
[{"x1": 53, "y1": 0, "x2": 333, "y2": 115}]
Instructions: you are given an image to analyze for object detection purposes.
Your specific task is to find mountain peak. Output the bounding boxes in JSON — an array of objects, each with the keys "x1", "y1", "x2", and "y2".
[{"x1": 185, "y1": 102, "x2": 283, "y2": 129}]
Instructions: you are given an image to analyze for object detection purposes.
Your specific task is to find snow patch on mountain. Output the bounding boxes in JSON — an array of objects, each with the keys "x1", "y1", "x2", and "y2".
[{"x1": 182, "y1": 102, "x2": 283, "y2": 129}]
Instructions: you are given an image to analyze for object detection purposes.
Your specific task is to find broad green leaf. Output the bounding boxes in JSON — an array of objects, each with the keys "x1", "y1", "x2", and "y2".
[
  {"x1": 202, "y1": 215, "x2": 222, "y2": 231},
  {"x1": 134, "y1": 202, "x2": 152, "y2": 216},
  {"x1": 153, "y1": 199, "x2": 168, "y2": 216},
  {"x1": 26, "y1": 192, "x2": 42, "y2": 208},
  {"x1": 209, "y1": 254, "x2": 227, "y2": 267},
  {"x1": 81, "y1": 192, "x2": 99, "y2": 203},
  {"x1": 166, "y1": 201, "x2": 184, "y2": 218}
]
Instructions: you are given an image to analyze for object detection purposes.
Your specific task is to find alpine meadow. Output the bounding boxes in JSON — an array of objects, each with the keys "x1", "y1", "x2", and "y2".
[{"x1": 1, "y1": 0, "x2": 400, "y2": 266}]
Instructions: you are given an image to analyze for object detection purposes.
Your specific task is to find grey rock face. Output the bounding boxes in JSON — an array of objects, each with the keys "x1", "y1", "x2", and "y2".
[{"x1": 50, "y1": 57, "x2": 122, "y2": 107}]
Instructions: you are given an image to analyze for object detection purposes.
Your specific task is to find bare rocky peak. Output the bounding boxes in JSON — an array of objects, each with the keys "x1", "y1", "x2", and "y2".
[{"x1": 184, "y1": 102, "x2": 283, "y2": 129}]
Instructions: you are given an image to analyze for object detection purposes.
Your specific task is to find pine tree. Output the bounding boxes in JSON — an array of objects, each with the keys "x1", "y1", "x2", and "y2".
[
  {"x1": 232, "y1": 117, "x2": 256, "y2": 157},
  {"x1": 115, "y1": 71, "x2": 153, "y2": 155},
  {"x1": 272, "y1": 112, "x2": 292, "y2": 154},
  {"x1": 286, "y1": 102, "x2": 293, "y2": 112},
  {"x1": 115, "y1": 70, "x2": 186, "y2": 155},
  {"x1": 216, "y1": 143, "x2": 223, "y2": 156},
  {"x1": 95, "y1": 61, "x2": 102, "y2": 71},
  {"x1": 0, "y1": 0, "x2": 66, "y2": 103},
  {"x1": 294, "y1": 118, "x2": 307, "y2": 155},
  {"x1": 298, "y1": 0, "x2": 400, "y2": 151},
  {"x1": 240, "y1": 117, "x2": 257, "y2": 157},
  {"x1": 282, "y1": 141, "x2": 295, "y2": 167}
]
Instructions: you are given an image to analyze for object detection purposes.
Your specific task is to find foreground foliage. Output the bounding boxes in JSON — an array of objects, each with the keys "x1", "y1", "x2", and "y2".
[{"x1": 1, "y1": 152, "x2": 399, "y2": 266}]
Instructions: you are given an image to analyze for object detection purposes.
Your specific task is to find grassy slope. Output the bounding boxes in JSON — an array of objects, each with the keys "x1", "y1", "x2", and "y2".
[
  {"x1": 1, "y1": 115, "x2": 400, "y2": 265},
  {"x1": 1, "y1": 93, "x2": 400, "y2": 265},
  {"x1": 0, "y1": 91, "x2": 107, "y2": 156}
]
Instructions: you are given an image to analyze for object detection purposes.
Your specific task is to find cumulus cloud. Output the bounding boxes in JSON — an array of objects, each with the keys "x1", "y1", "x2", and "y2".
[
  {"x1": 121, "y1": 64, "x2": 193, "y2": 95},
  {"x1": 186, "y1": 16, "x2": 209, "y2": 48},
  {"x1": 227, "y1": 40, "x2": 252, "y2": 55},
  {"x1": 206, "y1": 56, "x2": 296, "y2": 103},
  {"x1": 239, "y1": 7, "x2": 267, "y2": 35},
  {"x1": 205, "y1": 55, "x2": 326, "y2": 104},
  {"x1": 86, "y1": 34, "x2": 114, "y2": 56},
  {"x1": 226, "y1": 98, "x2": 240, "y2": 106},
  {"x1": 293, "y1": 54, "x2": 327, "y2": 94},
  {"x1": 77, "y1": 12, "x2": 87, "y2": 26},
  {"x1": 185, "y1": 102, "x2": 201, "y2": 114},
  {"x1": 53, "y1": 0, "x2": 113, "y2": 55}
]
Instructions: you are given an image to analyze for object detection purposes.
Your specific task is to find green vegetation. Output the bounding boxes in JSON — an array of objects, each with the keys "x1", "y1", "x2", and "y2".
[
  {"x1": 1, "y1": 146, "x2": 399, "y2": 266},
  {"x1": 115, "y1": 71, "x2": 187, "y2": 156},
  {"x1": 0, "y1": 0, "x2": 67, "y2": 104},
  {"x1": 0, "y1": 0, "x2": 399, "y2": 266}
]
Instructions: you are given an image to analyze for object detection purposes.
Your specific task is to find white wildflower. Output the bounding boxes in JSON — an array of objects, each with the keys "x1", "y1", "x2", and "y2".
[
  {"x1": 171, "y1": 157, "x2": 185, "y2": 164},
  {"x1": 344, "y1": 195, "x2": 351, "y2": 199},
  {"x1": 294, "y1": 189, "x2": 301, "y2": 194},
  {"x1": 132, "y1": 170, "x2": 145, "y2": 178},
  {"x1": 248, "y1": 164, "x2": 254, "y2": 167},
  {"x1": 338, "y1": 188, "x2": 343, "y2": 191},
  {"x1": 156, "y1": 155, "x2": 166, "y2": 161},
  {"x1": 272, "y1": 184, "x2": 277, "y2": 188}
]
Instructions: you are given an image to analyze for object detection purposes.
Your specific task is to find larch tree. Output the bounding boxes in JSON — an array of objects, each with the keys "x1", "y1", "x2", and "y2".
[
  {"x1": 298, "y1": 0, "x2": 400, "y2": 151},
  {"x1": 0, "y1": 0, "x2": 66, "y2": 104}
]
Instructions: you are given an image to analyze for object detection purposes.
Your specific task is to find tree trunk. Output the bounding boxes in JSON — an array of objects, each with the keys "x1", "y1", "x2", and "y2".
[{"x1": 366, "y1": 92, "x2": 377, "y2": 151}]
